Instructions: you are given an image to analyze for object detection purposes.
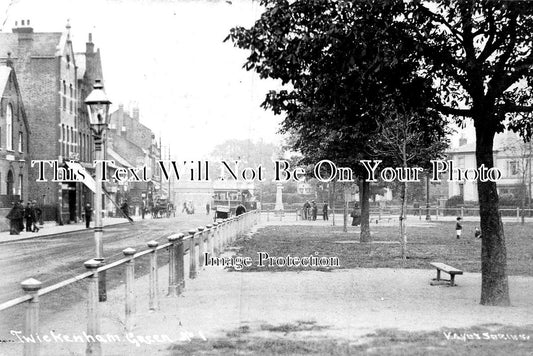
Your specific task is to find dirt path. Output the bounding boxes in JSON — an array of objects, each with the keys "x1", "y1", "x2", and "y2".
[{"x1": 3, "y1": 260, "x2": 532, "y2": 355}]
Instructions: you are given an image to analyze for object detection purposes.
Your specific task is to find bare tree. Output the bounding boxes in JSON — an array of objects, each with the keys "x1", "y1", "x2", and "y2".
[{"x1": 371, "y1": 105, "x2": 447, "y2": 259}]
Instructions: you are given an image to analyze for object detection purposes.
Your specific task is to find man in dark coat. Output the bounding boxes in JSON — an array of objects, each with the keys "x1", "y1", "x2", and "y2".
[
  {"x1": 235, "y1": 204, "x2": 246, "y2": 216},
  {"x1": 311, "y1": 201, "x2": 318, "y2": 221},
  {"x1": 24, "y1": 202, "x2": 33, "y2": 232},
  {"x1": 6, "y1": 202, "x2": 22, "y2": 235},
  {"x1": 322, "y1": 201, "x2": 329, "y2": 220},
  {"x1": 84, "y1": 203, "x2": 93, "y2": 228},
  {"x1": 303, "y1": 201, "x2": 310, "y2": 220},
  {"x1": 120, "y1": 200, "x2": 131, "y2": 220}
]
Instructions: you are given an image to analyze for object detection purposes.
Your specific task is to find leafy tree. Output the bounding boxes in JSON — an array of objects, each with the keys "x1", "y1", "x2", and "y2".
[
  {"x1": 226, "y1": 0, "x2": 440, "y2": 242},
  {"x1": 406, "y1": 0, "x2": 533, "y2": 306}
]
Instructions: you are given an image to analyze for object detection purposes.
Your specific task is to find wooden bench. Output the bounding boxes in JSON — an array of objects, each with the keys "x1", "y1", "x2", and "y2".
[{"x1": 430, "y1": 262, "x2": 463, "y2": 286}]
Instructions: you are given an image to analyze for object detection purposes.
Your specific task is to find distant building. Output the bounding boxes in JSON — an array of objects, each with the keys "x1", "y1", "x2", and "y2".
[
  {"x1": 108, "y1": 105, "x2": 161, "y2": 214},
  {"x1": 446, "y1": 132, "x2": 533, "y2": 203},
  {"x1": 0, "y1": 62, "x2": 30, "y2": 231},
  {"x1": 0, "y1": 21, "x2": 104, "y2": 223},
  {"x1": 297, "y1": 181, "x2": 312, "y2": 195}
]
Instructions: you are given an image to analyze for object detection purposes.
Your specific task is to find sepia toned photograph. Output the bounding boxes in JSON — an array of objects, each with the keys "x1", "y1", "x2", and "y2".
[{"x1": 0, "y1": 0, "x2": 533, "y2": 355}]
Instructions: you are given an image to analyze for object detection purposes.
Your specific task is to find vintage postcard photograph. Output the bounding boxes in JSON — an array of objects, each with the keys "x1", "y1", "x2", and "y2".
[{"x1": 0, "y1": 0, "x2": 532, "y2": 355}]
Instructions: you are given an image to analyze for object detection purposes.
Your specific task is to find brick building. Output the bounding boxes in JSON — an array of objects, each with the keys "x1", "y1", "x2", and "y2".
[
  {"x1": 0, "y1": 62, "x2": 31, "y2": 231},
  {"x1": 0, "y1": 21, "x2": 104, "y2": 223},
  {"x1": 108, "y1": 105, "x2": 161, "y2": 214}
]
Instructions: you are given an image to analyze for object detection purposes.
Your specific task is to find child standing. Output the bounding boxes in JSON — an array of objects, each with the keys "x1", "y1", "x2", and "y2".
[{"x1": 455, "y1": 217, "x2": 462, "y2": 239}]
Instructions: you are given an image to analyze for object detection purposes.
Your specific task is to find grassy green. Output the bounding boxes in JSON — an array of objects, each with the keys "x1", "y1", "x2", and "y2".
[
  {"x1": 231, "y1": 221, "x2": 533, "y2": 275},
  {"x1": 169, "y1": 323, "x2": 533, "y2": 356}
]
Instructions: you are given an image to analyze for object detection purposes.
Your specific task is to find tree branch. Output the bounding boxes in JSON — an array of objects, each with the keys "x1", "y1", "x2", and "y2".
[
  {"x1": 417, "y1": 4, "x2": 463, "y2": 42},
  {"x1": 433, "y1": 103, "x2": 472, "y2": 117},
  {"x1": 501, "y1": 104, "x2": 533, "y2": 113}
]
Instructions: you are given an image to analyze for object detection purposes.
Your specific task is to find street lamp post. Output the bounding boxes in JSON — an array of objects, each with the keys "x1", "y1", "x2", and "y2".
[
  {"x1": 425, "y1": 172, "x2": 431, "y2": 221},
  {"x1": 85, "y1": 80, "x2": 111, "y2": 302},
  {"x1": 17, "y1": 159, "x2": 25, "y2": 202}
]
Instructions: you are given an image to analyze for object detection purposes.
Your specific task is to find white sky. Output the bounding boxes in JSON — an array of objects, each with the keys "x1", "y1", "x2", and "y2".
[{"x1": 0, "y1": 0, "x2": 285, "y2": 159}]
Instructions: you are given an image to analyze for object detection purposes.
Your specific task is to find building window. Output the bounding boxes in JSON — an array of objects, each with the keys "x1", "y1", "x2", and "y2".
[
  {"x1": 69, "y1": 84, "x2": 73, "y2": 113},
  {"x1": 18, "y1": 174, "x2": 23, "y2": 198},
  {"x1": 6, "y1": 170, "x2": 14, "y2": 196},
  {"x1": 18, "y1": 131, "x2": 23, "y2": 152},
  {"x1": 457, "y1": 156, "x2": 465, "y2": 169},
  {"x1": 62, "y1": 81, "x2": 66, "y2": 110},
  {"x1": 6, "y1": 104, "x2": 13, "y2": 150},
  {"x1": 508, "y1": 160, "x2": 519, "y2": 176}
]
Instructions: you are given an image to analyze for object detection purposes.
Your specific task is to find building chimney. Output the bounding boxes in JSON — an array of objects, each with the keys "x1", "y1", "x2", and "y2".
[
  {"x1": 459, "y1": 137, "x2": 467, "y2": 146},
  {"x1": 86, "y1": 33, "x2": 94, "y2": 54},
  {"x1": 132, "y1": 107, "x2": 139, "y2": 121},
  {"x1": 65, "y1": 19, "x2": 71, "y2": 41},
  {"x1": 6, "y1": 52, "x2": 13, "y2": 68},
  {"x1": 12, "y1": 19, "x2": 34, "y2": 36}
]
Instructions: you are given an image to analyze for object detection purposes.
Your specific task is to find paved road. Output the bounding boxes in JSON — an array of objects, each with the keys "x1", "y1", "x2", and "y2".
[{"x1": 0, "y1": 214, "x2": 213, "y2": 303}]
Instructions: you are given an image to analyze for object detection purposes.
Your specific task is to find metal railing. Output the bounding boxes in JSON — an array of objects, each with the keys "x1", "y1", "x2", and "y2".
[
  {"x1": 261, "y1": 207, "x2": 533, "y2": 223},
  {"x1": 0, "y1": 210, "x2": 261, "y2": 356}
]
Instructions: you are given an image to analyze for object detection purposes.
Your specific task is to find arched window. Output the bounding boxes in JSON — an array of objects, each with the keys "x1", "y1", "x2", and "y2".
[
  {"x1": 6, "y1": 104, "x2": 13, "y2": 150},
  {"x1": 6, "y1": 170, "x2": 14, "y2": 196}
]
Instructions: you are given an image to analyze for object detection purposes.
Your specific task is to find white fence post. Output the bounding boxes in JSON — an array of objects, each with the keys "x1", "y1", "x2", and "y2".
[
  {"x1": 123, "y1": 248, "x2": 136, "y2": 332},
  {"x1": 147, "y1": 241, "x2": 159, "y2": 311},
  {"x1": 21, "y1": 278, "x2": 42, "y2": 356}
]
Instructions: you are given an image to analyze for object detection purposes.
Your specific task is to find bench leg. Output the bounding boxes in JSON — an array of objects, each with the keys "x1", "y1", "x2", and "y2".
[
  {"x1": 436, "y1": 270, "x2": 441, "y2": 281},
  {"x1": 450, "y1": 274, "x2": 455, "y2": 286}
]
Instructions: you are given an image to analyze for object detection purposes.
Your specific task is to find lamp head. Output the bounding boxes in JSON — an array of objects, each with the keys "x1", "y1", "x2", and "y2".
[{"x1": 85, "y1": 80, "x2": 111, "y2": 137}]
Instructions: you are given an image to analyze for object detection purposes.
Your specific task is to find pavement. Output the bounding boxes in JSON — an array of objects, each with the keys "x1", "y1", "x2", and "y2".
[
  {"x1": 0, "y1": 215, "x2": 145, "y2": 244},
  {"x1": 2, "y1": 247, "x2": 532, "y2": 355}
]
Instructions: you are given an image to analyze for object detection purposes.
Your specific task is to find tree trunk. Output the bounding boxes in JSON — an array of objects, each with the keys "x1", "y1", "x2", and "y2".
[
  {"x1": 475, "y1": 123, "x2": 510, "y2": 306},
  {"x1": 400, "y1": 182, "x2": 407, "y2": 260},
  {"x1": 332, "y1": 179, "x2": 336, "y2": 226},
  {"x1": 343, "y1": 184, "x2": 348, "y2": 233},
  {"x1": 360, "y1": 179, "x2": 371, "y2": 242}
]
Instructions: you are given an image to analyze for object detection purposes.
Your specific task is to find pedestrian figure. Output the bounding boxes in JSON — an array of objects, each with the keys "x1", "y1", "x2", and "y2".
[
  {"x1": 24, "y1": 202, "x2": 33, "y2": 232},
  {"x1": 120, "y1": 200, "x2": 130, "y2": 219},
  {"x1": 322, "y1": 201, "x2": 329, "y2": 220},
  {"x1": 206, "y1": 203, "x2": 210, "y2": 215},
  {"x1": 456, "y1": 217, "x2": 462, "y2": 239},
  {"x1": 17, "y1": 201, "x2": 24, "y2": 232},
  {"x1": 84, "y1": 203, "x2": 93, "y2": 228},
  {"x1": 6, "y1": 202, "x2": 22, "y2": 235},
  {"x1": 235, "y1": 203, "x2": 246, "y2": 216},
  {"x1": 302, "y1": 201, "x2": 310, "y2": 220},
  {"x1": 311, "y1": 201, "x2": 317, "y2": 221},
  {"x1": 31, "y1": 201, "x2": 41, "y2": 232},
  {"x1": 351, "y1": 204, "x2": 361, "y2": 226},
  {"x1": 475, "y1": 227, "x2": 482, "y2": 239}
]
